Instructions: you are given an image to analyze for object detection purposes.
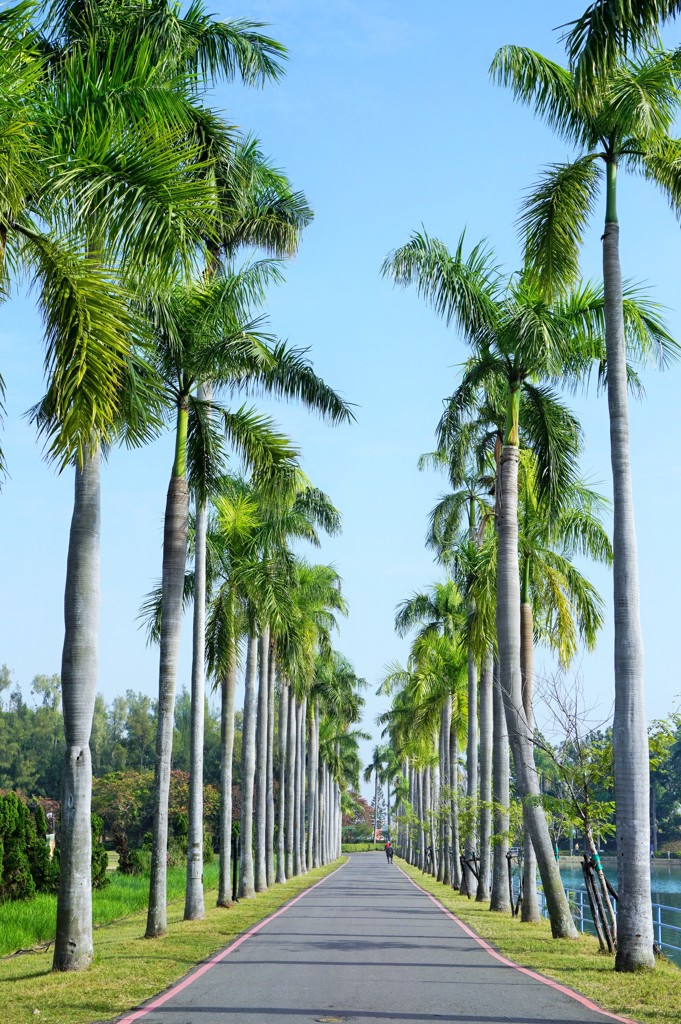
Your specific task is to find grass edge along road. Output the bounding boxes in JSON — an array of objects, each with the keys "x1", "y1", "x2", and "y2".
[
  {"x1": 1, "y1": 858, "x2": 347, "y2": 1024},
  {"x1": 398, "y1": 857, "x2": 681, "y2": 1024}
]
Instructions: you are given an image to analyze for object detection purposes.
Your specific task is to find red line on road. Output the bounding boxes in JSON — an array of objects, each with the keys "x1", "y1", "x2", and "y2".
[
  {"x1": 116, "y1": 861, "x2": 348, "y2": 1024},
  {"x1": 396, "y1": 864, "x2": 638, "y2": 1024}
]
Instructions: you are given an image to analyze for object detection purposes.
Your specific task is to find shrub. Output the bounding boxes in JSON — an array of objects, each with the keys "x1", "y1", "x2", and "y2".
[
  {"x1": 0, "y1": 794, "x2": 36, "y2": 901},
  {"x1": 91, "y1": 814, "x2": 109, "y2": 889}
]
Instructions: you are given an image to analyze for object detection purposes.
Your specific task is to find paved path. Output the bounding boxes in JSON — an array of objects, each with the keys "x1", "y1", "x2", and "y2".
[{"x1": 121, "y1": 854, "x2": 635, "y2": 1024}]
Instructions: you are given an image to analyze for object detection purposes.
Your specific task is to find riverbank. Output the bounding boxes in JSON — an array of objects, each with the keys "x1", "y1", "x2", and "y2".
[{"x1": 398, "y1": 858, "x2": 681, "y2": 1024}]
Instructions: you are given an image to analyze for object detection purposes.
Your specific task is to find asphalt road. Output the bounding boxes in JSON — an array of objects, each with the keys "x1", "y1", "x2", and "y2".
[{"x1": 122, "y1": 853, "x2": 635, "y2": 1024}]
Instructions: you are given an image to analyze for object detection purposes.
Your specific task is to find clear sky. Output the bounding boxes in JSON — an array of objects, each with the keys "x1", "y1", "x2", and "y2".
[{"x1": 1, "y1": 1, "x2": 680, "y2": 790}]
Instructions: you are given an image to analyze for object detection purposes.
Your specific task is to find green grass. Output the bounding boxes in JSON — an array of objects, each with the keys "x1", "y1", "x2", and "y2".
[
  {"x1": 341, "y1": 843, "x2": 383, "y2": 852},
  {"x1": 0, "y1": 860, "x2": 221, "y2": 957},
  {"x1": 398, "y1": 858, "x2": 681, "y2": 1024},
  {"x1": 1, "y1": 858, "x2": 346, "y2": 1024}
]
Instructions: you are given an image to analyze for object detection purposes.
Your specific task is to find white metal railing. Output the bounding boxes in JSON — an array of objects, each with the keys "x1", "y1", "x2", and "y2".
[{"x1": 511, "y1": 880, "x2": 681, "y2": 963}]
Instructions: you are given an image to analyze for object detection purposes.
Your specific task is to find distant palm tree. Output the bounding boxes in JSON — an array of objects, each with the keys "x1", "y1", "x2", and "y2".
[{"x1": 363, "y1": 746, "x2": 386, "y2": 843}]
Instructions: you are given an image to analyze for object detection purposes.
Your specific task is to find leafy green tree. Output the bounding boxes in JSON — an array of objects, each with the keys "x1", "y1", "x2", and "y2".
[{"x1": 0, "y1": 793, "x2": 36, "y2": 901}]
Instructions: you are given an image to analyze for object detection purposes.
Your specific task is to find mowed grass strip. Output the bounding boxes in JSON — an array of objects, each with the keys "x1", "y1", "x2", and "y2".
[
  {"x1": 398, "y1": 859, "x2": 681, "y2": 1024},
  {"x1": 2, "y1": 858, "x2": 346, "y2": 1024}
]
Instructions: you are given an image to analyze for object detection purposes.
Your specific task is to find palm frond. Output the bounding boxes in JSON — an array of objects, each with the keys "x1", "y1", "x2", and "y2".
[
  {"x1": 564, "y1": 1, "x2": 677, "y2": 83},
  {"x1": 382, "y1": 229, "x2": 501, "y2": 341},
  {"x1": 490, "y1": 45, "x2": 586, "y2": 145},
  {"x1": 519, "y1": 158, "x2": 601, "y2": 296}
]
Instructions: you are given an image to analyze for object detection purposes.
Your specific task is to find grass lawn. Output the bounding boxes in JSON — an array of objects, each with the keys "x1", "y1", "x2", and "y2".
[
  {"x1": 398, "y1": 858, "x2": 681, "y2": 1024},
  {"x1": 0, "y1": 860, "x2": 222, "y2": 956},
  {"x1": 1, "y1": 858, "x2": 346, "y2": 1024},
  {"x1": 340, "y1": 843, "x2": 385, "y2": 852}
]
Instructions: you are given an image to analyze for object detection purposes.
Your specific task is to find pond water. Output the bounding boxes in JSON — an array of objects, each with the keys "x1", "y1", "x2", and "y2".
[{"x1": 557, "y1": 861, "x2": 681, "y2": 965}]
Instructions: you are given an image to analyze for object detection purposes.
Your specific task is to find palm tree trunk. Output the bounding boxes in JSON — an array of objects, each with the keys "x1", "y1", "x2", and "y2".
[
  {"x1": 297, "y1": 697, "x2": 307, "y2": 872},
  {"x1": 312, "y1": 700, "x2": 321, "y2": 867},
  {"x1": 266, "y1": 643, "x2": 276, "y2": 887},
  {"x1": 185, "y1": 420, "x2": 209, "y2": 920},
  {"x1": 276, "y1": 679, "x2": 288, "y2": 884},
  {"x1": 306, "y1": 701, "x2": 317, "y2": 869},
  {"x1": 239, "y1": 631, "x2": 258, "y2": 898},
  {"x1": 217, "y1": 647, "x2": 237, "y2": 905},
  {"x1": 520, "y1": 593, "x2": 540, "y2": 923},
  {"x1": 286, "y1": 692, "x2": 297, "y2": 877},
  {"x1": 603, "y1": 190, "x2": 654, "y2": 970},
  {"x1": 417, "y1": 769, "x2": 425, "y2": 871},
  {"x1": 147, "y1": 428, "x2": 190, "y2": 938},
  {"x1": 476, "y1": 648, "x2": 493, "y2": 903},
  {"x1": 460, "y1": 653, "x2": 478, "y2": 897},
  {"x1": 53, "y1": 452, "x2": 100, "y2": 971},
  {"x1": 497, "y1": 442, "x2": 577, "y2": 939},
  {"x1": 441, "y1": 700, "x2": 452, "y2": 885},
  {"x1": 490, "y1": 657, "x2": 510, "y2": 912},
  {"x1": 450, "y1": 723, "x2": 461, "y2": 888},
  {"x1": 254, "y1": 628, "x2": 269, "y2": 892},
  {"x1": 323, "y1": 765, "x2": 330, "y2": 863},
  {"x1": 430, "y1": 763, "x2": 439, "y2": 877}
]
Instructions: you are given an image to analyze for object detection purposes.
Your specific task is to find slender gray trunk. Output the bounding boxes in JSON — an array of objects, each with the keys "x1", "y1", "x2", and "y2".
[
  {"x1": 603, "y1": 217, "x2": 654, "y2": 970},
  {"x1": 239, "y1": 631, "x2": 258, "y2": 898},
  {"x1": 266, "y1": 643, "x2": 276, "y2": 887},
  {"x1": 297, "y1": 697, "x2": 307, "y2": 872},
  {"x1": 217, "y1": 647, "x2": 237, "y2": 905},
  {"x1": 53, "y1": 453, "x2": 100, "y2": 970},
  {"x1": 490, "y1": 657, "x2": 510, "y2": 912},
  {"x1": 146, "y1": 471, "x2": 190, "y2": 938},
  {"x1": 450, "y1": 722, "x2": 461, "y2": 888},
  {"x1": 312, "y1": 701, "x2": 321, "y2": 868},
  {"x1": 276, "y1": 679, "x2": 288, "y2": 883},
  {"x1": 429, "y1": 763, "x2": 439, "y2": 877},
  {"x1": 460, "y1": 653, "x2": 478, "y2": 897},
  {"x1": 417, "y1": 769, "x2": 425, "y2": 870},
  {"x1": 285, "y1": 692, "x2": 297, "y2": 877},
  {"x1": 497, "y1": 444, "x2": 577, "y2": 938},
  {"x1": 254, "y1": 628, "x2": 269, "y2": 892},
  {"x1": 476, "y1": 648, "x2": 493, "y2": 903},
  {"x1": 306, "y1": 701, "x2": 317, "y2": 868},
  {"x1": 185, "y1": 422, "x2": 209, "y2": 920},
  {"x1": 520, "y1": 599, "x2": 539, "y2": 923},
  {"x1": 441, "y1": 702, "x2": 452, "y2": 885}
]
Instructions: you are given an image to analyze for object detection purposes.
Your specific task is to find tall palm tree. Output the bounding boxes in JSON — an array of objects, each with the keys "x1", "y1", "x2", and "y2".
[
  {"x1": 363, "y1": 746, "x2": 386, "y2": 842},
  {"x1": 145, "y1": 267, "x2": 304, "y2": 933},
  {"x1": 491, "y1": 41, "x2": 680, "y2": 968},
  {"x1": 385, "y1": 226, "x2": 674, "y2": 935},
  {"x1": 184, "y1": 146, "x2": 313, "y2": 920},
  {"x1": 33, "y1": 10, "x2": 232, "y2": 969},
  {"x1": 255, "y1": 501, "x2": 344, "y2": 888}
]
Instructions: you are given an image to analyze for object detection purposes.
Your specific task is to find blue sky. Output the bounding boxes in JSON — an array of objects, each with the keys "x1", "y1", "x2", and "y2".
[{"x1": 1, "y1": 1, "x2": 680, "y2": 787}]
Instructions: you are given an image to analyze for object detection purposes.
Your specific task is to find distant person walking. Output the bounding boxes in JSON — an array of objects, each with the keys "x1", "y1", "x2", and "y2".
[{"x1": 385, "y1": 841, "x2": 394, "y2": 864}]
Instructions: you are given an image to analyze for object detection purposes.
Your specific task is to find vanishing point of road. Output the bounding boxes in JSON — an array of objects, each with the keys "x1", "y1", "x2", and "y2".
[{"x1": 119, "y1": 853, "x2": 636, "y2": 1024}]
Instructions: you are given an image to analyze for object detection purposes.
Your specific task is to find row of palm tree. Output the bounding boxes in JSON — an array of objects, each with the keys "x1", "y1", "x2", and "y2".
[
  {"x1": 376, "y1": 0, "x2": 681, "y2": 971},
  {"x1": 0, "y1": 0, "x2": 366, "y2": 971}
]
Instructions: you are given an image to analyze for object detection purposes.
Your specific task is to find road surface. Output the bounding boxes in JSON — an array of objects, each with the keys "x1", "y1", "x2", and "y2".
[{"x1": 120, "y1": 853, "x2": 636, "y2": 1024}]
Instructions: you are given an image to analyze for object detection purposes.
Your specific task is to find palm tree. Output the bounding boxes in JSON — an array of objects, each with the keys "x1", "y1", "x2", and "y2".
[
  {"x1": 363, "y1": 746, "x2": 386, "y2": 843},
  {"x1": 184, "y1": 155, "x2": 312, "y2": 918},
  {"x1": 491, "y1": 41, "x2": 680, "y2": 968},
  {"x1": 145, "y1": 267, "x2": 305, "y2": 932},
  {"x1": 34, "y1": 10, "x2": 233, "y2": 969},
  {"x1": 385, "y1": 225, "x2": 674, "y2": 936}
]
